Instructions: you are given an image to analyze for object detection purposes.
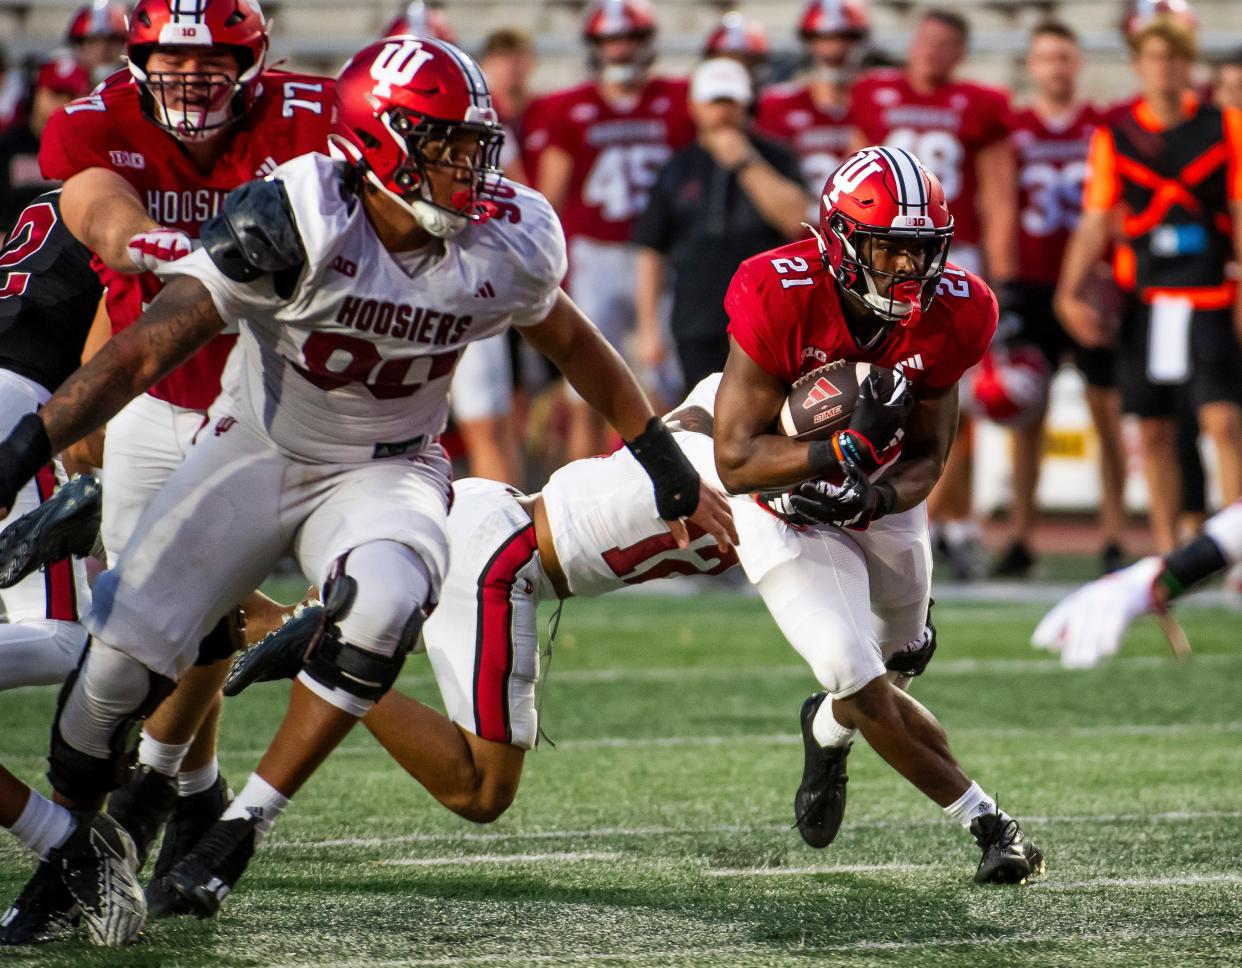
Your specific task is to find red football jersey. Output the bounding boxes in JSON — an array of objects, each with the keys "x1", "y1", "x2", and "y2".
[
  {"x1": 542, "y1": 76, "x2": 694, "y2": 243},
  {"x1": 755, "y1": 82, "x2": 854, "y2": 199},
  {"x1": 40, "y1": 69, "x2": 333, "y2": 410},
  {"x1": 725, "y1": 238, "x2": 996, "y2": 393},
  {"x1": 1009, "y1": 103, "x2": 1100, "y2": 287},
  {"x1": 849, "y1": 69, "x2": 1011, "y2": 248}
]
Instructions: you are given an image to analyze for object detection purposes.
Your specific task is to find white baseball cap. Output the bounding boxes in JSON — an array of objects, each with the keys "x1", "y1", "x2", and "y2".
[{"x1": 690, "y1": 57, "x2": 753, "y2": 105}]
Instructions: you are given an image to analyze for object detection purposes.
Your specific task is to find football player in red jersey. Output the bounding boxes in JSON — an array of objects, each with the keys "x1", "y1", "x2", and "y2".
[
  {"x1": 848, "y1": 8, "x2": 1017, "y2": 578},
  {"x1": 538, "y1": 0, "x2": 695, "y2": 459},
  {"x1": 755, "y1": 0, "x2": 869, "y2": 203},
  {"x1": 714, "y1": 146, "x2": 1044, "y2": 884},
  {"x1": 33, "y1": 0, "x2": 331, "y2": 919},
  {"x1": 992, "y1": 22, "x2": 1127, "y2": 578},
  {"x1": 66, "y1": 1, "x2": 129, "y2": 83}
]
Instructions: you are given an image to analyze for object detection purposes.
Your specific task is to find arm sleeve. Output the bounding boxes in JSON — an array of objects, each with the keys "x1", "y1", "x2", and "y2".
[
  {"x1": 631, "y1": 160, "x2": 678, "y2": 252},
  {"x1": 1082, "y1": 127, "x2": 1121, "y2": 212}
]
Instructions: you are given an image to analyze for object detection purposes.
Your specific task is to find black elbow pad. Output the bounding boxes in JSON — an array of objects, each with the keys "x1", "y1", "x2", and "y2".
[{"x1": 201, "y1": 179, "x2": 306, "y2": 299}]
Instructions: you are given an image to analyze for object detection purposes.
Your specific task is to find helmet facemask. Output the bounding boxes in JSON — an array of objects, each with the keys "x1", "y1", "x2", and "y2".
[
  {"x1": 129, "y1": 45, "x2": 259, "y2": 142},
  {"x1": 820, "y1": 212, "x2": 952, "y2": 345},
  {"x1": 372, "y1": 106, "x2": 505, "y2": 238}
]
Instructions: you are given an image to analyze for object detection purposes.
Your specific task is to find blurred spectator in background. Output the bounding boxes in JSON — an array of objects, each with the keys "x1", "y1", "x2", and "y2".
[
  {"x1": 66, "y1": 0, "x2": 128, "y2": 83},
  {"x1": 1057, "y1": 15, "x2": 1242, "y2": 553},
  {"x1": 0, "y1": 54, "x2": 91, "y2": 233},
  {"x1": 383, "y1": 0, "x2": 456, "y2": 43},
  {"x1": 479, "y1": 28, "x2": 538, "y2": 183},
  {"x1": 1213, "y1": 49, "x2": 1242, "y2": 110},
  {"x1": 702, "y1": 11, "x2": 770, "y2": 87},
  {"x1": 991, "y1": 22, "x2": 1126, "y2": 577},
  {"x1": 849, "y1": 7, "x2": 1016, "y2": 579},
  {"x1": 0, "y1": 47, "x2": 27, "y2": 138},
  {"x1": 538, "y1": 0, "x2": 694, "y2": 459},
  {"x1": 756, "y1": 0, "x2": 870, "y2": 203},
  {"x1": 633, "y1": 58, "x2": 806, "y2": 387}
]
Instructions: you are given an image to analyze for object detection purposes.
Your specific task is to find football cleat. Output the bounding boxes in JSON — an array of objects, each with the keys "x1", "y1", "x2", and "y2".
[
  {"x1": 0, "y1": 474, "x2": 102, "y2": 588},
  {"x1": 50, "y1": 812, "x2": 146, "y2": 946},
  {"x1": 163, "y1": 815, "x2": 260, "y2": 919},
  {"x1": 0, "y1": 859, "x2": 79, "y2": 946},
  {"x1": 970, "y1": 812, "x2": 1045, "y2": 885},
  {"x1": 991, "y1": 540, "x2": 1036, "y2": 579},
  {"x1": 147, "y1": 774, "x2": 233, "y2": 919},
  {"x1": 793, "y1": 693, "x2": 850, "y2": 848},
  {"x1": 223, "y1": 605, "x2": 323, "y2": 696},
  {"x1": 106, "y1": 765, "x2": 179, "y2": 870}
]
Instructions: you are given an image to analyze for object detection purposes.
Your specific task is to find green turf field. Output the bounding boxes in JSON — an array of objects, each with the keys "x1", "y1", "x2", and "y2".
[{"x1": 2, "y1": 592, "x2": 1240, "y2": 966}]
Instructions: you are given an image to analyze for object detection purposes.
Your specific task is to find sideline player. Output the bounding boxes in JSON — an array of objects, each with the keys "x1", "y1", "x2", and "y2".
[
  {"x1": 1033, "y1": 500, "x2": 1242, "y2": 668},
  {"x1": 713, "y1": 146, "x2": 1043, "y2": 884},
  {"x1": 756, "y1": 0, "x2": 869, "y2": 204},
  {"x1": 993, "y1": 22, "x2": 1125, "y2": 577},
  {"x1": 537, "y1": 0, "x2": 694, "y2": 458},
  {"x1": 0, "y1": 36, "x2": 730, "y2": 945},
  {"x1": 849, "y1": 9, "x2": 1016, "y2": 578},
  {"x1": 36, "y1": 0, "x2": 333, "y2": 896}
]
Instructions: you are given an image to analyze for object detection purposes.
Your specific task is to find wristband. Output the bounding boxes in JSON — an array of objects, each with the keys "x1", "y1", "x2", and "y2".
[
  {"x1": 872, "y1": 480, "x2": 897, "y2": 521},
  {"x1": 6, "y1": 412, "x2": 52, "y2": 480},
  {"x1": 1158, "y1": 534, "x2": 1228, "y2": 602},
  {"x1": 625, "y1": 416, "x2": 700, "y2": 519},
  {"x1": 807, "y1": 438, "x2": 837, "y2": 478}
]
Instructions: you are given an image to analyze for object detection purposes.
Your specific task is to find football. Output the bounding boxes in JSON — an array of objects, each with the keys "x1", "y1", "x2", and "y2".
[{"x1": 778, "y1": 360, "x2": 896, "y2": 441}]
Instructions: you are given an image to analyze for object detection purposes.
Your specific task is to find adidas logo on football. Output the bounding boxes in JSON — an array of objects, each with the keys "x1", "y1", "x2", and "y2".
[
  {"x1": 802, "y1": 377, "x2": 841, "y2": 409},
  {"x1": 254, "y1": 156, "x2": 279, "y2": 178},
  {"x1": 474, "y1": 281, "x2": 496, "y2": 299},
  {"x1": 896, "y1": 354, "x2": 924, "y2": 374}
]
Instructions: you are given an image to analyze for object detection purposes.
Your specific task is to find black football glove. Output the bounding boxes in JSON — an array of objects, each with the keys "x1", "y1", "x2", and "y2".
[
  {"x1": 785, "y1": 464, "x2": 896, "y2": 531},
  {"x1": 836, "y1": 368, "x2": 914, "y2": 473},
  {"x1": 0, "y1": 414, "x2": 52, "y2": 515}
]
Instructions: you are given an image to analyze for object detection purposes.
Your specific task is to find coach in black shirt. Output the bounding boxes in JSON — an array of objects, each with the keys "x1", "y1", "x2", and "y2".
[{"x1": 633, "y1": 58, "x2": 807, "y2": 389}]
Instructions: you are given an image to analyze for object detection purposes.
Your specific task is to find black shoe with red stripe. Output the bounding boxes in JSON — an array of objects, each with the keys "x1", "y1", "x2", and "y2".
[{"x1": 0, "y1": 474, "x2": 101, "y2": 588}]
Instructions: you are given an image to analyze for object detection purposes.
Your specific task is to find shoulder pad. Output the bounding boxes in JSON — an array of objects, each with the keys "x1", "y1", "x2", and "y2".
[{"x1": 201, "y1": 179, "x2": 306, "y2": 300}]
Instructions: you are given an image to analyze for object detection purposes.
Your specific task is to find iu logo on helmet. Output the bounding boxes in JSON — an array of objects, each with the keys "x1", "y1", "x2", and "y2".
[
  {"x1": 826, "y1": 149, "x2": 883, "y2": 205},
  {"x1": 802, "y1": 377, "x2": 841, "y2": 408},
  {"x1": 371, "y1": 40, "x2": 435, "y2": 98}
]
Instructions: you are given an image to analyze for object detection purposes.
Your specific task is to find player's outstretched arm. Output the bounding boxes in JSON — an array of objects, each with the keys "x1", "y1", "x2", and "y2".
[
  {"x1": 0, "y1": 276, "x2": 225, "y2": 518},
  {"x1": 59, "y1": 168, "x2": 160, "y2": 274}
]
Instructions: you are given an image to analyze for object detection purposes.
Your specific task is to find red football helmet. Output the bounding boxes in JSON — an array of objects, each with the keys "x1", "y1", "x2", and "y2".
[
  {"x1": 67, "y1": 1, "x2": 128, "y2": 42},
  {"x1": 331, "y1": 37, "x2": 504, "y2": 239},
  {"x1": 814, "y1": 147, "x2": 953, "y2": 341},
  {"x1": 383, "y1": 2, "x2": 457, "y2": 43},
  {"x1": 704, "y1": 12, "x2": 769, "y2": 60},
  {"x1": 1121, "y1": 0, "x2": 1197, "y2": 40},
  {"x1": 583, "y1": 0, "x2": 657, "y2": 85},
  {"x1": 37, "y1": 53, "x2": 93, "y2": 98},
  {"x1": 969, "y1": 344, "x2": 1051, "y2": 427},
  {"x1": 799, "y1": 0, "x2": 871, "y2": 40},
  {"x1": 127, "y1": 0, "x2": 269, "y2": 142}
]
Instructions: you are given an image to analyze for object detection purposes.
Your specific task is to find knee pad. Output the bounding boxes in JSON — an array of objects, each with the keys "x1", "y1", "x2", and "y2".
[
  {"x1": 194, "y1": 609, "x2": 245, "y2": 666},
  {"x1": 48, "y1": 640, "x2": 174, "y2": 801},
  {"x1": 303, "y1": 616, "x2": 423, "y2": 705}
]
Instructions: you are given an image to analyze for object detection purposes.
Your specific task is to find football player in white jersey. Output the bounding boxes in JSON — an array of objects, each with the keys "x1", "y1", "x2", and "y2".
[
  {"x1": 226, "y1": 402, "x2": 739, "y2": 825},
  {"x1": 1033, "y1": 501, "x2": 1242, "y2": 669},
  {"x1": 0, "y1": 37, "x2": 732, "y2": 946}
]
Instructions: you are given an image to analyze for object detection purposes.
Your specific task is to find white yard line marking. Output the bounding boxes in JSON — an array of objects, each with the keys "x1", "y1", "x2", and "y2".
[
  {"x1": 1035, "y1": 873, "x2": 1242, "y2": 890},
  {"x1": 265, "y1": 810, "x2": 1242, "y2": 852},
  {"x1": 705, "y1": 862, "x2": 930, "y2": 877},
  {"x1": 271, "y1": 925, "x2": 1242, "y2": 968},
  {"x1": 380, "y1": 851, "x2": 620, "y2": 868}
]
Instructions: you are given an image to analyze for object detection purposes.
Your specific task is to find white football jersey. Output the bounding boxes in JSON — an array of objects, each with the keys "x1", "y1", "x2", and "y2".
[
  {"x1": 541, "y1": 431, "x2": 737, "y2": 597},
  {"x1": 163, "y1": 153, "x2": 566, "y2": 463}
]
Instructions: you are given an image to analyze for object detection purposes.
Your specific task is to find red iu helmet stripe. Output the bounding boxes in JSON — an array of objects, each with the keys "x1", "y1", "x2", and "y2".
[
  {"x1": 799, "y1": 0, "x2": 870, "y2": 39},
  {"x1": 583, "y1": 0, "x2": 658, "y2": 41},
  {"x1": 705, "y1": 11, "x2": 769, "y2": 57}
]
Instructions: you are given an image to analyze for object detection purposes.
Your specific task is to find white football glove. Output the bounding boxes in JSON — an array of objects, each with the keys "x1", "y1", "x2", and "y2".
[
  {"x1": 1031, "y1": 557, "x2": 1163, "y2": 669},
  {"x1": 127, "y1": 227, "x2": 196, "y2": 272}
]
